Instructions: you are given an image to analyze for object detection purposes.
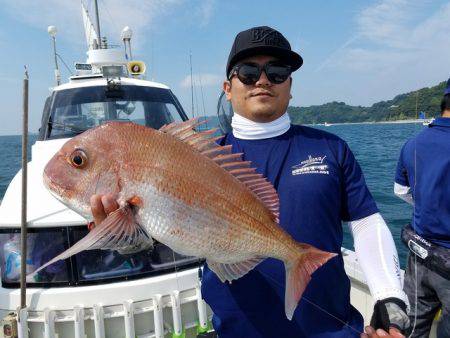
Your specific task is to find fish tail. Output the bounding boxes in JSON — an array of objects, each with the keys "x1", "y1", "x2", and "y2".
[{"x1": 284, "y1": 244, "x2": 337, "y2": 320}]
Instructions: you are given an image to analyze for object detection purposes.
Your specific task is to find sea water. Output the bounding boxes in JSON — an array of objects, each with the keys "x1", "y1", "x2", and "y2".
[{"x1": 0, "y1": 124, "x2": 424, "y2": 266}]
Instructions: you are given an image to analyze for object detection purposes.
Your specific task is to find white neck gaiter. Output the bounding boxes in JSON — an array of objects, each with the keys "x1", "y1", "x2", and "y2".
[{"x1": 231, "y1": 112, "x2": 291, "y2": 140}]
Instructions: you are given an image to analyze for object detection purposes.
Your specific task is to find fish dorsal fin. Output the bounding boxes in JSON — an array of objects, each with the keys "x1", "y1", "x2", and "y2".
[{"x1": 159, "y1": 119, "x2": 279, "y2": 221}]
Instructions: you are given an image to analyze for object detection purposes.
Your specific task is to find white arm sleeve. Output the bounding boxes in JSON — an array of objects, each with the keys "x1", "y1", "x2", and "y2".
[
  {"x1": 349, "y1": 212, "x2": 409, "y2": 308},
  {"x1": 394, "y1": 182, "x2": 414, "y2": 206}
]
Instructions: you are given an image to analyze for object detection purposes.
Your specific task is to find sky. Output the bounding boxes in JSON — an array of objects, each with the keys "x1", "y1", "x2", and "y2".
[{"x1": 0, "y1": 0, "x2": 449, "y2": 135}]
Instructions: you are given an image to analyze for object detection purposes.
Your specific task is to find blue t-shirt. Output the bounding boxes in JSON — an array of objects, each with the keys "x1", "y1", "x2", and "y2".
[
  {"x1": 395, "y1": 117, "x2": 450, "y2": 248},
  {"x1": 201, "y1": 125, "x2": 379, "y2": 338}
]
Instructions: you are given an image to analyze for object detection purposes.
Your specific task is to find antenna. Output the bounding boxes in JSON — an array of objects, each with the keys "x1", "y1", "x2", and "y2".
[
  {"x1": 150, "y1": 26, "x2": 154, "y2": 80},
  {"x1": 93, "y1": 0, "x2": 102, "y2": 48},
  {"x1": 190, "y1": 51, "x2": 195, "y2": 118},
  {"x1": 121, "y1": 26, "x2": 133, "y2": 60},
  {"x1": 47, "y1": 25, "x2": 61, "y2": 86},
  {"x1": 198, "y1": 74, "x2": 208, "y2": 129},
  {"x1": 199, "y1": 75, "x2": 206, "y2": 115}
]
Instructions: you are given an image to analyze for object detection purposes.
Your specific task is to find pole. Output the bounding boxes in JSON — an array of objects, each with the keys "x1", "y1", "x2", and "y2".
[
  {"x1": 20, "y1": 67, "x2": 29, "y2": 309},
  {"x1": 415, "y1": 91, "x2": 419, "y2": 119},
  {"x1": 127, "y1": 40, "x2": 133, "y2": 61},
  {"x1": 94, "y1": 0, "x2": 102, "y2": 48},
  {"x1": 52, "y1": 36, "x2": 60, "y2": 86}
]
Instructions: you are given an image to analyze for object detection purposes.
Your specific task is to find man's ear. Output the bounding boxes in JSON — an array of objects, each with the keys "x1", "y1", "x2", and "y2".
[
  {"x1": 289, "y1": 77, "x2": 293, "y2": 99},
  {"x1": 223, "y1": 80, "x2": 232, "y2": 100}
]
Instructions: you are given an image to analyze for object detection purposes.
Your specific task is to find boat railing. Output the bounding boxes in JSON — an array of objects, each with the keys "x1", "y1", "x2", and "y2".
[{"x1": 15, "y1": 284, "x2": 210, "y2": 338}]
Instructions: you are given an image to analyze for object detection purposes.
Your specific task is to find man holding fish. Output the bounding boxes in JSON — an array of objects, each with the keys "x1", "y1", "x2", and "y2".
[
  {"x1": 43, "y1": 26, "x2": 410, "y2": 338},
  {"x1": 200, "y1": 26, "x2": 410, "y2": 338}
]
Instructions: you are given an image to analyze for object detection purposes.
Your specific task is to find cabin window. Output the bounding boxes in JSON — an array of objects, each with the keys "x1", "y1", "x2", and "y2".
[
  {"x1": 0, "y1": 227, "x2": 200, "y2": 288},
  {"x1": 0, "y1": 228, "x2": 70, "y2": 286},
  {"x1": 44, "y1": 86, "x2": 188, "y2": 139},
  {"x1": 71, "y1": 227, "x2": 198, "y2": 284}
]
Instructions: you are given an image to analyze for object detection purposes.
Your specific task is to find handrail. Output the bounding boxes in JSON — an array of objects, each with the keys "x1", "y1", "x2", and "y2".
[{"x1": 15, "y1": 284, "x2": 211, "y2": 338}]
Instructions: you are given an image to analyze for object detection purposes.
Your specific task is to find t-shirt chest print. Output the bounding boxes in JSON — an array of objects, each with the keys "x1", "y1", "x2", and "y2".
[{"x1": 291, "y1": 155, "x2": 329, "y2": 175}]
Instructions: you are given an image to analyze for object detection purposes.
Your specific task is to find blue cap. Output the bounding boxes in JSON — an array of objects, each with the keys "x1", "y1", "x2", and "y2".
[{"x1": 446, "y1": 78, "x2": 450, "y2": 95}]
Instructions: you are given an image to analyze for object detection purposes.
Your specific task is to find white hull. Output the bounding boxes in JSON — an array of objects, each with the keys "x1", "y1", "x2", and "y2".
[
  {"x1": 1, "y1": 267, "x2": 211, "y2": 338},
  {"x1": 0, "y1": 249, "x2": 439, "y2": 337}
]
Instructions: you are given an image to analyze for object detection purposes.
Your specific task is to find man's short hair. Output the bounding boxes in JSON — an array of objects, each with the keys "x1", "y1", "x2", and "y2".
[{"x1": 441, "y1": 94, "x2": 450, "y2": 114}]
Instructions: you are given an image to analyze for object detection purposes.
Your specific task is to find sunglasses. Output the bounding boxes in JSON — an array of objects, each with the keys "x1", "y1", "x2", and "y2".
[{"x1": 228, "y1": 62, "x2": 292, "y2": 85}]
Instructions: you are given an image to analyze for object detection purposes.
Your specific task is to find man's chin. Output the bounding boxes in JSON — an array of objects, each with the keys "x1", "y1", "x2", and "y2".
[{"x1": 248, "y1": 109, "x2": 280, "y2": 122}]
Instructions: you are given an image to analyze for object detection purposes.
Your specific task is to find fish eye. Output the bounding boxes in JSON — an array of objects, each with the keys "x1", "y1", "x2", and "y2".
[{"x1": 69, "y1": 149, "x2": 88, "y2": 168}]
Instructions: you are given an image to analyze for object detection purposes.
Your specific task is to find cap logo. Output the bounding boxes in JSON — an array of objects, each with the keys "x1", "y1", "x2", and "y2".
[{"x1": 251, "y1": 28, "x2": 287, "y2": 48}]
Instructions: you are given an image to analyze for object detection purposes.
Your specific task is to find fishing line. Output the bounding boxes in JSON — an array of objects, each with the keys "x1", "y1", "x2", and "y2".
[
  {"x1": 407, "y1": 107, "x2": 420, "y2": 338},
  {"x1": 257, "y1": 268, "x2": 364, "y2": 335}
]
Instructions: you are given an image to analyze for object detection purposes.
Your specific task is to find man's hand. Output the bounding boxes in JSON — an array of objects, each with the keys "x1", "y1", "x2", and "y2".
[
  {"x1": 88, "y1": 194, "x2": 153, "y2": 254},
  {"x1": 90, "y1": 194, "x2": 119, "y2": 227},
  {"x1": 370, "y1": 298, "x2": 409, "y2": 333},
  {"x1": 361, "y1": 326, "x2": 405, "y2": 338}
]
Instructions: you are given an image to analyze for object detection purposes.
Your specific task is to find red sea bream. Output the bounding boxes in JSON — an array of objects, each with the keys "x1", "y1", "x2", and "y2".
[{"x1": 34, "y1": 120, "x2": 336, "y2": 319}]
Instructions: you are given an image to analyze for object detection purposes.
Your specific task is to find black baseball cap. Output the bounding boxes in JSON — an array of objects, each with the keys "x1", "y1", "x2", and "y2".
[
  {"x1": 445, "y1": 77, "x2": 450, "y2": 95},
  {"x1": 226, "y1": 26, "x2": 303, "y2": 76}
]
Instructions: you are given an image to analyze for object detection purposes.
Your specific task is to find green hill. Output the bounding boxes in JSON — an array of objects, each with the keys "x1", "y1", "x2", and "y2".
[{"x1": 288, "y1": 81, "x2": 446, "y2": 124}]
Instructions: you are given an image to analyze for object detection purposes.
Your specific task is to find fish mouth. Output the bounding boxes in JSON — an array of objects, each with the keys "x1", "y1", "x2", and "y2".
[
  {"x1": 44, "y1": 175, "x2": 91, "y2": 220},
  {"x1": 43, "y1": 169, "x2": 71, "y2": 195},
  {"x1": 43, "y1": 174, "x2": 71, "y2": 204}
]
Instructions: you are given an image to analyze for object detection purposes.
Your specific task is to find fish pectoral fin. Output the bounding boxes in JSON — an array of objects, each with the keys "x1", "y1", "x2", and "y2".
[
  {"x1": 28, "y1": 205, "x2": 151, "y2": 279},
  {"x1": 207, "y1": 257, "x2": 264, "y2": 283}
]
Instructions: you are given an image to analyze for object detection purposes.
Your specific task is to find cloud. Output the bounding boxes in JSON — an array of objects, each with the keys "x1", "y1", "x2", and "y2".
[
  {"x1": 180, "y1": 73, "x2": 222, "y2": 88},
  {"x1": 196, "y1": 0, "x2": 215, "y2": 27},
  {"x1": 315, "y1": 0, "x2": 450, "y2": 104},
  {"x1": 94, "y1": 0, "x2": 182, "y2": 48},
  {"x1": 356, "y1": 0, "x2": 418, "y2": 49},
  {"x1": 318, "y1": 0, "x2": 448, "y2": 70},
  {"x1": 0, "y1": 0, "x2": 183, "y2": 50},
  {"x1": 0, "y1": 0, "x2": 216, "y2": 50}
]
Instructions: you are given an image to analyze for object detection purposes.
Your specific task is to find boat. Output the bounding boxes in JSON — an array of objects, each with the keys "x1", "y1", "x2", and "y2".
[
  {"x1": 418, "y1": 111, "x2": 435, "y2": 126},
  {"x1": 324, "y1": 122, "x2": 332, "y2": 127},
  {"x1": 422, "y1": 118, "x2": 435, "y2": 126},
  {"x1": 0, "y1": 2, "x2": 213, "y2": 337},
  {"x1": 0, "y1": 2, "x2": 439, "y2": 337}
]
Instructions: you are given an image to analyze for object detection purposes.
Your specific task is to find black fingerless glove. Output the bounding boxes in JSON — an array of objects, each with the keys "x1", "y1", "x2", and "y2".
[{"x1": 370, "y1": 297, "x2": 410, "y2": 333}]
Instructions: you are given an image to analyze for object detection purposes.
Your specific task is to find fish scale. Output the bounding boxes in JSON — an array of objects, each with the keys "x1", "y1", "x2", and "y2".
[
  {"x1": 133, "y1": 182, "x2": 255, "y2": 261},
  {"x1": 35, "y1": 120, "x2": 337, "y2": 320}
]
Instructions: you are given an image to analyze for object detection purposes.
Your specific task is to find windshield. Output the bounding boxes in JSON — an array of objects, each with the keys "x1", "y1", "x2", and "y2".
[{"x1": 42, "y1": 85, "x2": 187, "y2": 139}]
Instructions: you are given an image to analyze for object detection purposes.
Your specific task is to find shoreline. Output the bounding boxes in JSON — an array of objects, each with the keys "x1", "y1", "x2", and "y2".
[{"x1": 307, "y1": 119, "x2": 431, "y2": 126}]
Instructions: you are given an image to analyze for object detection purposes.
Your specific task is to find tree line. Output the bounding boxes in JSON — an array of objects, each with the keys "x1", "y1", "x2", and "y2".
[{"x1": 288, "y1": 81, "x2": 446, "y2": 124}]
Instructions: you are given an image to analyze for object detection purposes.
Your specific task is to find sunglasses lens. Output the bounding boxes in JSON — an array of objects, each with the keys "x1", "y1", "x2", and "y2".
[
  {"x1": 266, "y1": 64, "x2": 291, "y2": 84},
  {"x1": 237, "y1": 64, "x2": 261, "y2": 85}
]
